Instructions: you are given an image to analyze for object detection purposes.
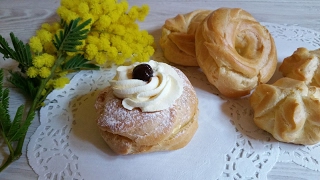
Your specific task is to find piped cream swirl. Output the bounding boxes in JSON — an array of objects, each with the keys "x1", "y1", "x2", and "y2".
[{"x1": 109, "y1": 60, "x2": 183, "y2": 112}]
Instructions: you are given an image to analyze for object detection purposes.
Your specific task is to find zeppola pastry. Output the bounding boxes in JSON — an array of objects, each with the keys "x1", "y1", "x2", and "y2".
[
  {"x1": 160, "y1": 9, "x2": 212, "y2": 66},
  {"x1": 95, "y1": 60, "x2": 199, "y2": 154},
  {"x1": 195, "y1": 8, "x2": 277, "y2": 98},
  {"x1": 279, "y1": 47, "x2": 320, "y2": 87},
  {"x1": 250, "y1": 77, "x2": 320, "y2": 145}
]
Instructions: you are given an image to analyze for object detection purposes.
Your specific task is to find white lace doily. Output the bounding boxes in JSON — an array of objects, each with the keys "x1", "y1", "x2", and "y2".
[{"x1": 27, "y1": 23, "x2": 320, "y2": 180}]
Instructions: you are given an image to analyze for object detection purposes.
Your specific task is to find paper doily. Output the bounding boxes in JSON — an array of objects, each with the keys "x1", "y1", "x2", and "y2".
[{"x1": 27, "y1": 23, "x2": 320, "y2": 180}]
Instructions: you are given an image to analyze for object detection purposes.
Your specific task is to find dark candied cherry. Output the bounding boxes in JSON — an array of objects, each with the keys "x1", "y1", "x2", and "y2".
[{"x1": 132, "y1": 64, "x2": 153, "y2": 82}]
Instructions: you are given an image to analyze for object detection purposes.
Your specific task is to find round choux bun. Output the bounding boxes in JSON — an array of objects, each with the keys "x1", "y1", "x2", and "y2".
[
  {"x1": 160, "y1": 9, "x2": 212, "y2": 66},
  {"x1": 279, "y1": 47, "x2": 320, "y2": 87},
  {"x1": 195, "y1": 8, "x2": 277, "y2": 98},
  {"x1": 250, "y1": 77, "x2": 320, "y2": 145}
]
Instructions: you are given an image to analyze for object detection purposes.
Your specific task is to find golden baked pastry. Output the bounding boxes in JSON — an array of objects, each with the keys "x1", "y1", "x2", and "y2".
[
  {"x1": 160, "y1": 9, "x2": 212, "y2": 66},
  {"x1": 279, "y1": 47, "x2": 320, "y2": 87},
  {"x1": 95, "y1": 60, "x2": 198, "y2": 154},
  {"x1": 195, "y1": 8, "x2": 277, "y2": 98},
  {"x1": 250, "y1": 77, "x2": 320, "y2": 145}
]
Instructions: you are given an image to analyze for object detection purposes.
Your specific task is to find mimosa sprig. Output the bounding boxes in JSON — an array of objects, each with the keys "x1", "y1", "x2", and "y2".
[
  {"x1": 0, "y1": 0, "x2": 154, "y2": 172},
  {"x1": 0, "y1": 18, "x2": 99, "y2": 172}
]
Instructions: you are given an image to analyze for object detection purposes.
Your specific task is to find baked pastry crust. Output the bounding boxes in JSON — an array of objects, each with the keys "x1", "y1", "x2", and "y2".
[
  {"x1": 95, "y1": 68, "x2": 199, "y2": 154},
  {"x1": 160, "y1": 9, "x2": 212, "y2": 66},
  {"x1": 279, "y1": 47, "x2": 320, "y2": 87},
  {"x1": 250, "y1": 77, "x2": 320, "y2": 145},
  {"x1": 195, "y1": 8, "x2": 277, "y2": 98}
]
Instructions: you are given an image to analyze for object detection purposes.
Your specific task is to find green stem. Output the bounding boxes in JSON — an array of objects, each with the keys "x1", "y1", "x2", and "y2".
[
  {"x1": 0, "y1": 131, "x2": 14, "y2": 160},
  {"x1": 14, "y1": 80, "x2": 45, "y2": 158},
  {"x1": 0, "y1": 54, "x2": 66, "y2": 172},
  {"x1": 37, "y1": 86, "x2": 54, "y2": 109},
  {"x1": 0, "y1": 130, "x2": 20, "y2": 172},
  {"x1": 0, "y1": 154, "x2": 13, "y2": 172},
  {"x1": 0, "y1": 80, "x2": 43, "y2": 172}
]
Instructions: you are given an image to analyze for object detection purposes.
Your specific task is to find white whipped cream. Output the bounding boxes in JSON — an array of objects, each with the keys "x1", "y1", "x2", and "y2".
[{"x1": 109, "y1": 60, "x2": 183, "y2": 112}]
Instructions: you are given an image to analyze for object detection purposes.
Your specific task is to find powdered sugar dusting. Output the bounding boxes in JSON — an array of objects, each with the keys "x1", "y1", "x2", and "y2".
[{"x1": 95, "y1": 67, "x2": 197, "y2": 146}]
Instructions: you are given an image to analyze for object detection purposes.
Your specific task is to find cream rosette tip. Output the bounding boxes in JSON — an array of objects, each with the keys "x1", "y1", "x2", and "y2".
[{"x1": 109, "y1": 60, "x2": 183, "y2": 112}]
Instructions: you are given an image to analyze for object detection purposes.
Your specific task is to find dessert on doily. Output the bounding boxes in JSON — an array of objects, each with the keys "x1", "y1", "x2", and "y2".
[
  {"x1": 160, "y1": 8, "x2": 277, "y2": 98},
  {"x1": 160, "y1": 8, "x2": 320, "y2": 145},
  {"x1": 26, "y1": 5, "x2": 320, "y2": 179},
  {"x1": 195, "y1": 8, "x2": 277, "y2": 98},
  {"x1": 250, "y1": 77, "x2": 320, "y2": 145},
  {"x1": 250, "y1": 47, "x2": 320, "y2": 145},
  {"x1": 95, "y1": 60, "x2": 199, "y2": 154}
]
